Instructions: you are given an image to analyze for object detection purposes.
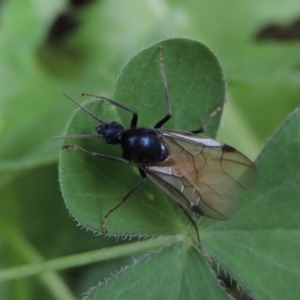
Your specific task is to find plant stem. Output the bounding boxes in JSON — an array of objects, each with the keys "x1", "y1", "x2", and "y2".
[{"x1": 0, "y1": 235, "x2": 181, "y2": 282}]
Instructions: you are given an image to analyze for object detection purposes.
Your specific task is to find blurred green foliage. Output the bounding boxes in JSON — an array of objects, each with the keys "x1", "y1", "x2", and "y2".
[{"x1": 0, "y1": 0, "x2": 299, "y2": 299}]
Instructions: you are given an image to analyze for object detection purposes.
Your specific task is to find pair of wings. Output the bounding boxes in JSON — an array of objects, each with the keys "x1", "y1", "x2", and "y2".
[{"x1": 144, "y1": 130, "x2": 258, "y2": 220}]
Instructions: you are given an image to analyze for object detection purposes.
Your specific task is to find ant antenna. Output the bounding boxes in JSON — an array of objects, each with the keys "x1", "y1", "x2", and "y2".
[{"x1": 63, "y1": 93, "x2": 105, "y2": 124}]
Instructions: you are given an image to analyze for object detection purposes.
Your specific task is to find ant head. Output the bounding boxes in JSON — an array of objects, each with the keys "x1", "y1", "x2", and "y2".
[{"x1": 96, "y1": 122, "x2": 124, "y2": 144}]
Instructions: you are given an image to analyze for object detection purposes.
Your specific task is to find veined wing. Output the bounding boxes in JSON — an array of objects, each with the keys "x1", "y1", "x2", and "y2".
[{"x1": 145, "y1": 130, "x2": 258, "y2": 220}]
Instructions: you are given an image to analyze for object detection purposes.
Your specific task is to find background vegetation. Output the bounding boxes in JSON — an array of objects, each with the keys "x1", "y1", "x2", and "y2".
[{"x1": 0, "y1": 0, "x2": 299, "y2": 299}]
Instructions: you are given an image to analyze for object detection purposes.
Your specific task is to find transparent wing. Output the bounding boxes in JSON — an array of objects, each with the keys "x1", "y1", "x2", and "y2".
[{"x1": 145, "y1": 130, "x2": 258, "y2": 220}]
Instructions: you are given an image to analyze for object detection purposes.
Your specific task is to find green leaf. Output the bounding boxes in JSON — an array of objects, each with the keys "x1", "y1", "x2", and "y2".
[
  {"x1": 0, "y1": 0, "x2": 132, "y2": 184},
  {"x1": 59, "y1": 38, "x2": 225, "y2": 235},
  {"x1": 0, "y1": 0, "x2": 68, "y2": 185},
  {"x1": 85, "y1": 243, "x2": 230, "y2": 300},
  {"x1": 2, "y1": 1, "x2": 300, "y2": 299},
  {"x1": 202, "y1": 108, "x2": 300, "y2": 298}
]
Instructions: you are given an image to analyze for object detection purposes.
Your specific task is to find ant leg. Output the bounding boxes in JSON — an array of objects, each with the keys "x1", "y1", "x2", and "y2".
[
  {"x1": 181, "y1": 208, "x2": 201, "y2": 244},
  {"x1": 81, "y1": 93, "x2": 138, "y2": 129},
  {"x1": 101, "y1": 168, "x2": 147, "y2": 234},
  {"x1": 191, "y1": 99, "x2": 226, "y2": 134},
  {"x1": 63, "y1": 144, "x2": 130, "y2": 164},
  {"x1": 181, "y1": 208, "x2": 212, "y2": 263},
  {"x1": 154, "y1": 46, "x2": 173, "y2": 129}
]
